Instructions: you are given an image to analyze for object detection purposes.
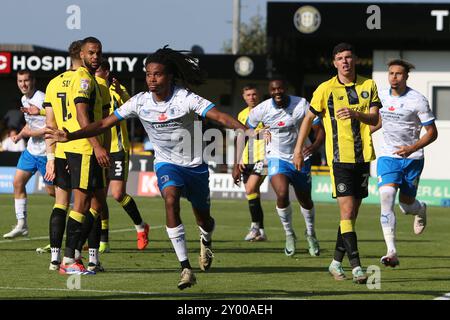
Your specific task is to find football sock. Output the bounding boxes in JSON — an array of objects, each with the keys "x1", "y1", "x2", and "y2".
[
  {"x1": 331, "y1": 259, "x2": 343, "y2": 267},
  {"x1": 100, "y1": 219, "x2": 109, "y2": 242},
  {"x1": 64, "y1": 211, "x2": 85, "y2": 259},
  {"x1": 399, "y1": 199, "x2": 424, "y2": 215},
  {"x1": 50, "y1": 204, "x2": 68, "y2": 248},
  {"x1": 340, "y1": 219, "x2": 361, "y2": 269},
  {"x1": 100, "y1": 203, "x2": 109, "y2": 242},
  {"x1": 380, "y1": 186, "x2": 397, "y2": 255},
  {"x1": 333, "y1": 226, "x2": 346, "y2": 263},
  {"x1": 76, "y1": 208, "x2": 98, "y2": 252},
  {"x1": 276, "y1": 204, "x2": 294, "y2": 236},
  {"x1": 51, "y1": 247, "x2": 60, "y2": 263},
  {"x1": 181, "y1": 259, "x2": 192, "y2": 270},
  {"x1": 167, "y1": 224, "x2": 188, "y2": 263},
  {"x1": 135, "y1": 221, "x2": 146, "y2": 233},
  {"x1": 15, "y1": 198, "x2": 27, "y2": 226},
  {"x1": 88, "y1": 212, "x2": 101, "y2": 250},
  {"x1": 248, "y1": 193, "x2": 264, "y2": 229},
  {"x1": 89, "y1": 248, "x2": 99, "y2": 265},
  {"x1": 120, "y1": 194, "x2": 143, "y2": 225},
  {"x1": 250, "y1": 222, "x2": 260, "y2": 229},
  {"x1": 63, "y1": 257, "x2": 76, "y2": 265},
  {"x1": 199, "y1": 217, "x2": 215, "y2": 244},
  {"x1": 75, "y1": 249, "x2": 81, "y2": 261},
  {"x1": 300, "y1": 206, "x2": 315, "y2": 236}
]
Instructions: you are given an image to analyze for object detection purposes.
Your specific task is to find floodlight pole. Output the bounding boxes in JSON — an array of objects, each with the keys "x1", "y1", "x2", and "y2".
[{"x1": 232, "y1": 0, "x2": 240, "y2": 55}]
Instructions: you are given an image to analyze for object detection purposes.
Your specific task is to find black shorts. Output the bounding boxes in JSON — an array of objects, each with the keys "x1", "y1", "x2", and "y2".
[
  {"x1": 55, "y1": 157, "x2": 71, "y2": 190},
  {"x1": 331, "y1": 162, "x2": 370, "y2": 199},
  {"x1": 108, "y1": 150, "x2": 129, "y2": 181},
  {"x1": 242, "y1": 160, "x2": 266, "y2": 184},
  {"x1": 65, "y1": 152, "x2": 106, "y2": 191}
]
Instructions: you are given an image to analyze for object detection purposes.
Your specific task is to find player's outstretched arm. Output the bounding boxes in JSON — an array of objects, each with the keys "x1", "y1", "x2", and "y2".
[
  {"x1": 293, "y1": 110, "x2": 316, "y2": 170},
  {"x1": 204, "y1": 107, "x2": 247, "y2": 131},
  {"x1": 45, "y1": 113, "x2": 120, "y2": 143}
]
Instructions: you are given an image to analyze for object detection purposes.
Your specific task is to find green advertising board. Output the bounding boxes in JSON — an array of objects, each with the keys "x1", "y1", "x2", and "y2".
[{"x1": 311, "y1": 175, "x2": 450, "y2": 207}]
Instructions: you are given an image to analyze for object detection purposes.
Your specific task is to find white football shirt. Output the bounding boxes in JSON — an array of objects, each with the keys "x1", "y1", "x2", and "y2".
[
  {"x1": 114, "y1": 86, "x2": 214, "y2": 168},
  {"x1": 21, "y1": 90, "x2": 46, "y2": 156},
  {"x1": 378, "y1": 87, "x2": 435, "y2": 159},
  {"x1": 247, "y1": 95, "x2": 316, "y2": 163}
]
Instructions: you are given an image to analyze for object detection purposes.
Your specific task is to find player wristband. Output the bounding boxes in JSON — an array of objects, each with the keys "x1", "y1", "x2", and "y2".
[{"x1": 47, "y1": 153, "x2": 55, "y2": 161}]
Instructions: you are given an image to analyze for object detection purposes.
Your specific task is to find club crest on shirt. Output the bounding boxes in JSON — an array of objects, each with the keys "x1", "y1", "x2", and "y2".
[
  {"x1": 80, "y1": 79, "x2": 90, "y2": 91},
  {"x1": 388, "y1": 106, "x2": 395, "y2": 111},
  {"x1": 361, "y1": 91, "x2": 369, "y2": 99},
  {"x1": 160, "y1": 175, "x2": 169, "y2": 184},
  {"x1": 277, "y1": 121, "x2": 285, "y2": 127},
  {"x1": 337, "y1": 183, "x2": 347, "y2": 193},
  {"x1": 168, "y1": 106, "x2": 181, "y2": 116},
  {"x1": 158, "y1": 113, "x2": 168, "y2": 121}
]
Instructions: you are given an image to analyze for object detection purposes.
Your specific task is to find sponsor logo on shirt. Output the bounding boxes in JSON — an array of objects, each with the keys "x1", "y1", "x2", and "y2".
[
  {"x1": 139, "y1": 108, "x2": 151, "y2": 116},
  {"x1": 80, "y1": 79, "x2": 89, "y2": 91},
  {"x1": 158, "y1": 113, "x2": 168, "y2": 121},
  {"x1": 151, "y1": 120, "x2": 182, "y2": 129},
  {"x1": 168, "y1": 106, "x2": 182, "y2": 116}
]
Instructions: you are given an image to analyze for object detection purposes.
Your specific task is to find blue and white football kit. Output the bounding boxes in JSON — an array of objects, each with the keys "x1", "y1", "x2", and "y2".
[
  {"x1": 3, "y1": 90, "x2": 51, "y2": 240},
  {"x1": 114, "y1": 86, "x2": 214, "y2": 209},
  {"x1": 247, "y1": 96, "x2": 319, "y2": 192},
  {"x1": 247, "y1": 95, "x2": 321, "y2": 257},
  {"x1": 377, "y1": 86, "x2": 435, "y2": 262},
  {"x1": 17, "y1": 90, "x2": 52, "y2": 184},
  {"x1": 377, "y1": 87, "x2": 435, "y2": 197}
]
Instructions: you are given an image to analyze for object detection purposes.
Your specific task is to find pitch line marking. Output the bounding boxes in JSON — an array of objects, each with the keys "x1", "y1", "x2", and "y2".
[
  {"x1": 0, "y1": 225, "x2": 165, "y2": 244},
  {"x1": 0, "y1": 286, "x2": 181, "y2": 297},
  {"x1": 0, "y1": 286, "x2": 307, "y2": 300}
]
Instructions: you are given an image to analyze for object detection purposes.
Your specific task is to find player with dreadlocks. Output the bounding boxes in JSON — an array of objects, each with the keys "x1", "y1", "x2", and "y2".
[{"x1": 46, "y1": 46, "x2": 249, "y2": 289}]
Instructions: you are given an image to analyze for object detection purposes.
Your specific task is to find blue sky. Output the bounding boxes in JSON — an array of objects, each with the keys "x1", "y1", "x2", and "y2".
[{"x1": 1, "y1": 0, "x2": 450, "y2": 54}]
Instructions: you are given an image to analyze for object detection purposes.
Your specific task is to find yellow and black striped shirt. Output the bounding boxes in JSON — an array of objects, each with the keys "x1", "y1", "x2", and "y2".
[
  {"x1": 238, "y1": 106, "x2": 265, "y2": 164},
  {"x1": 63, "y1": 66, "x2": 104, "y2": 155},
  {"x1": 43, "y1": 70, "x2": 76, "y2": 158},
  {"x1": 310, "y1": 75, "x2": 381, "y2": 164}
]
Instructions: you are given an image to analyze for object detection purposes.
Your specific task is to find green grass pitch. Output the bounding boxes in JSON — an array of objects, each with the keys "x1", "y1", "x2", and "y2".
[{"x1": 0, "y1": 194, "x2": 449, "y2": 300}]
